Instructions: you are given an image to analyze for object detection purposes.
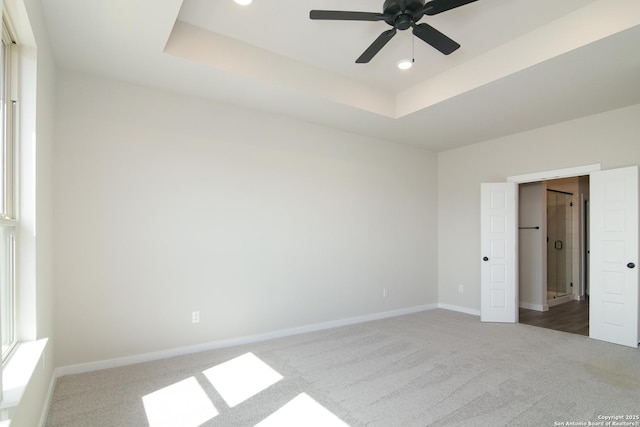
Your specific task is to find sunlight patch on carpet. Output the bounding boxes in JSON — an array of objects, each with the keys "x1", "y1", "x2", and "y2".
[
  {"x1": 203, "y1": 352, "x2": 283, "y2": 407},
  {"x1": 584, "y1": 359, "x2": 640, "y2": 390},
  {"x1": 256, "y1": 393, "x2": 349, "y2": 427},
  {"x1": 142, "y1": 377, "x2": 218, "y2": 426}
]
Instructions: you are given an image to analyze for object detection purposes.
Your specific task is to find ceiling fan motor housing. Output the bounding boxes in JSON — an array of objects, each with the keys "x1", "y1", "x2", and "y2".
[{"x1": 383, "y1": 0, "x2": 427, "y2": 29}]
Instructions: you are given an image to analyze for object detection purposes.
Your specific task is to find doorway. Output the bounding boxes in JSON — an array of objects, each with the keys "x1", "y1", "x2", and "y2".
[{"x1": 517, "y1": 176, "x2": 589, "y2": 336}]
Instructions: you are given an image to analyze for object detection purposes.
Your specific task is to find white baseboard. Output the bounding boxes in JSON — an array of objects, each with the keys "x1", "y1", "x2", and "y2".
[
  {"x1": 437, "y1": 303, "x2": 481, "y2": 316},
  {"x1": 519, "y1": 302, "x2": 547, "y2": 311},
  {"x1": 57, "y1": 303, "x2": 439, "y2": 377},
  {"x1": 548, "y1": 294, "x2": 573, "y2": 308}
]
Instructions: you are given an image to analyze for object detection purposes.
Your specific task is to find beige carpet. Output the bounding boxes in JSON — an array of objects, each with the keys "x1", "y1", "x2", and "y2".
[{"x1": 46, "y1": 309, "x2": 640, "y2": 426}]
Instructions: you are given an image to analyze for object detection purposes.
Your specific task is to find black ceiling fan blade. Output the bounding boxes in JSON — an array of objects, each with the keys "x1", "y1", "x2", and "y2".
[
  {"x1": 310, "y1": 10, "x2": 387, "y2": 21},
  {"x1": 356, "y1": 28, "x2": 397, "y2": 63},
  {"x1": 422, "y1": 0, "x2": 478, "y2": 16},
  {"x1": 413, "y1": 23, "x2": 460, "y2": 54}
]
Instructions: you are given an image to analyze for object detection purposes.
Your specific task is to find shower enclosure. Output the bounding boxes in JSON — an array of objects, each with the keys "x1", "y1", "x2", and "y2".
[{"x1": 547, "y1": 189, "x2": 573, "y2": 302}]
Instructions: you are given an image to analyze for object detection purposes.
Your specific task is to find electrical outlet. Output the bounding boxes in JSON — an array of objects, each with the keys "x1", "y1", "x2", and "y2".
[
  {"x1": 383, "y1": 288, "x2": 388, "y2": 298},
  {"x1": 192, "y1": 311, "x2": 200, "y2": 323},
  {"x1": 458, "y1": 284, "x2": 464, "y2": 293}
]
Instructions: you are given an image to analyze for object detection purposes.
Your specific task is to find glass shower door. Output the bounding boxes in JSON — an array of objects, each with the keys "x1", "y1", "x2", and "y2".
[{"x1": 547, "y1": 190, "x2": 573, "y2": 300}]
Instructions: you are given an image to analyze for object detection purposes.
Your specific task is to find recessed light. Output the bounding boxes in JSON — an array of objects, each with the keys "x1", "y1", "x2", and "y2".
[
  {"x1": 234, "y1": 0, "x2": 253, "y2": 5},
  {"x1": 396, "y1": 59, "x2": 413, "y2": 70}
]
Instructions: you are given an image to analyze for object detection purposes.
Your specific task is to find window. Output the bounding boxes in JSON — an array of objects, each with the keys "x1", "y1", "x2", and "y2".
[
  {"x1": 0, "y1": 226, "x2": 15, "y2": 358},
  {"x1": 0, "y1": 12, "x2": 18, "y2": 361}
]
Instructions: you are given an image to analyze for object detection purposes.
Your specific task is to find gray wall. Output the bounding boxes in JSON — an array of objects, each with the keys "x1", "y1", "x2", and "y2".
[
  {"x1": 53, "y1": 72, "x2": 439, "y2": 367},
  {"x1": 518, "y1": 182, "x2": 545, "y2": 310}
]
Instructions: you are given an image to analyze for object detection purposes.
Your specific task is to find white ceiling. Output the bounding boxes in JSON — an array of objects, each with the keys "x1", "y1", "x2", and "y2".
[{"x1": 41, "y1": 0, "x2": 640, "y2": 151}]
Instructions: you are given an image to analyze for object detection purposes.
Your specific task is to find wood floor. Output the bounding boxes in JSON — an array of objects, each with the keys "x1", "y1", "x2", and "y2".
[{"x1": 519, "y1": 299, "x2": 589, "y2": 336}]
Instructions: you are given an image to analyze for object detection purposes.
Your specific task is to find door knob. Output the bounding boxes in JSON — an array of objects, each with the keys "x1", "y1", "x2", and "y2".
[
  {"x1": 483, "y1": 257, "x2": 489, "y2": 262},
  {"x1": 628, "y1": 262, "x2": 636, "y2": 269}
]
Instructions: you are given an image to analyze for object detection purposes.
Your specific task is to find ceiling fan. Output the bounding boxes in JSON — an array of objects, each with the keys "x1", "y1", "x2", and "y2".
[{"x1": 310, "y1": 0, "x2": 478, "y2": 63}]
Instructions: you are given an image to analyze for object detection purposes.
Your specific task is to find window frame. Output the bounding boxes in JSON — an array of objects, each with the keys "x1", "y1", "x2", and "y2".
[
  {"x1": 0, "y1": 9, "x2": 19, "y2": 363},
  {"x1": 0, "y1": 224, "x2": 16, "y2": 361}
]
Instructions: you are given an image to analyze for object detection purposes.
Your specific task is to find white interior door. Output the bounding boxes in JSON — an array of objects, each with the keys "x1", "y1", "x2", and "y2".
[
  {"x1": 590, "y1": 166, "x2": 639, "y2": 348},
  {"x1": 481, "y1": 183, "x2": 518, "y2": 323}
]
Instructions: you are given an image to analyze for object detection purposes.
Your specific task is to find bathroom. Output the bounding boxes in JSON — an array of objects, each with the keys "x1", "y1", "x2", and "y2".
[{"x1": 518, "y1": 176, "x2": 589, "y2": 314}]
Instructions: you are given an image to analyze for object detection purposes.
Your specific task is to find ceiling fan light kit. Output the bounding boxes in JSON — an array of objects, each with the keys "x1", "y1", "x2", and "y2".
[
  {"x1": 397, "y1": 59, "x2": 414, "y2": 70},
  {"x1": 310, "y1": 0, "x2": 477, "y2": 64}
]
